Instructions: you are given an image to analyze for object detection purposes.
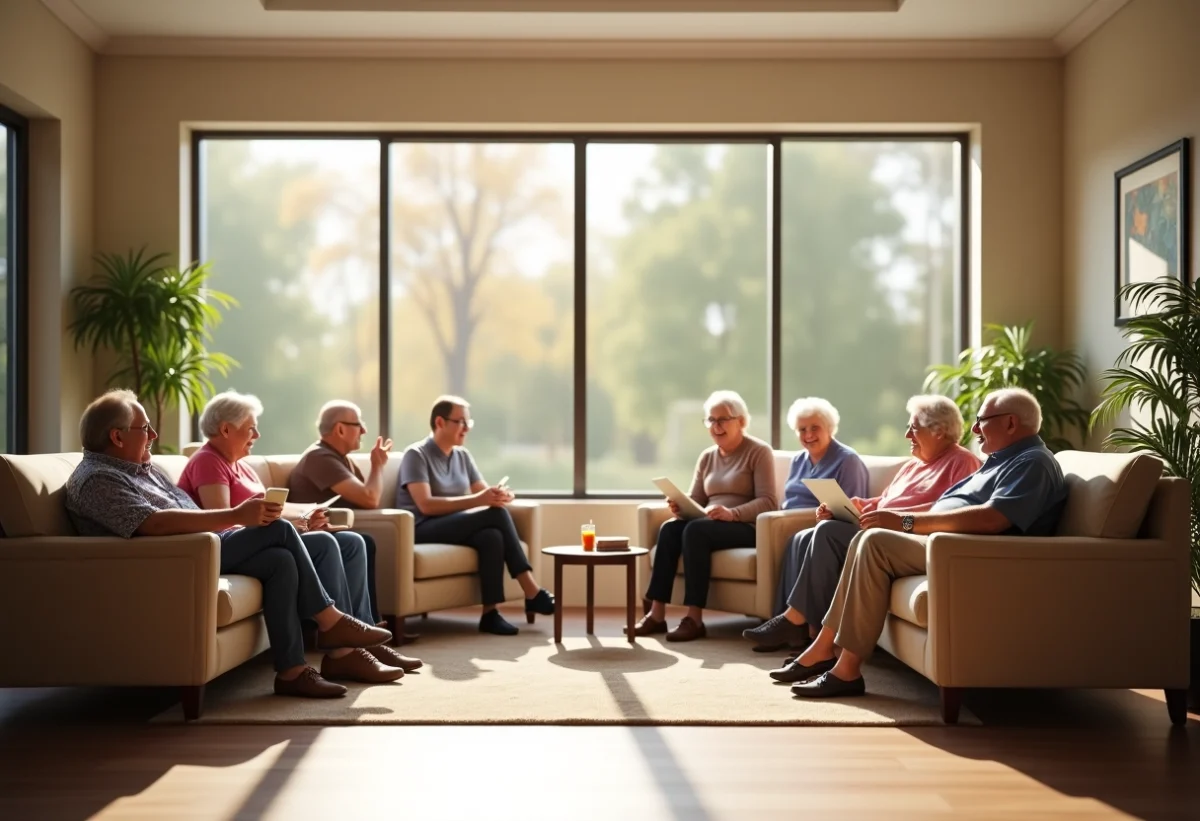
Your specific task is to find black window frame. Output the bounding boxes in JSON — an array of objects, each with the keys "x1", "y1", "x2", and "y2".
[
  {"x1": 0, "y1": 104, "x2": 29, "y2": 454},
  {"x1": 192, "y1": 130, "x2": 970, "y2": 497}
]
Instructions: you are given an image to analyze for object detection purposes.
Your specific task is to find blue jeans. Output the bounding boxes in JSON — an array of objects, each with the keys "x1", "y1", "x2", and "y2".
[
  {"x1": 219, "y1": 520, "x2": 334, "y2": 672},
  {"x1": 301, "y1": 530, "x2": 373, "y2": 625}
]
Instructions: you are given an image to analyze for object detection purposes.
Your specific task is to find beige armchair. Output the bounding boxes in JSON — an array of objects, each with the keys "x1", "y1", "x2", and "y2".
[{"x1": 636, "y1": 452, "x2": 908, "y2": 619}]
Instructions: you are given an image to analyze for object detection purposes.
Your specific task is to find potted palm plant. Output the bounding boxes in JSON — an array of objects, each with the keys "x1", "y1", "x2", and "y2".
[
  {"x1": 924, "y1": 322, "x2": 1090, "y2": 452},
  {"x1": 1091, "y1": 276, "x2": 1200, "y2": 693},
  {"x1": 69, "y1": 247, "x2": 239, "y2": 446}
]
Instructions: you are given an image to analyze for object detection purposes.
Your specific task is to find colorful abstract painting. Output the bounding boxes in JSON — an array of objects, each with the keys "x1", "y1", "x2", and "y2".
[{"x1": 1125, "y1": 171, "x2": 1179, "y2": 276}]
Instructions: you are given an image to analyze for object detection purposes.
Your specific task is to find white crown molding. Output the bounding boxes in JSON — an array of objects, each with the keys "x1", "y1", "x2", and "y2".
[
  {"x1": 262, "y1": 0, "x2": 904, "y2": 11},
  {"x1": 37, "y1": 0, "x2": 108, "y2": 51},
  {"x1": 1053, "y1": 0, "x2": 1130, "y2": 54},
  {"x1": 102, "y1": 36, "x2": 1058, "y2": 60}
]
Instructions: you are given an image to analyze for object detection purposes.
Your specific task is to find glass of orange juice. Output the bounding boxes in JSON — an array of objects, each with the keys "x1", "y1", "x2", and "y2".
[{"x1": 581, "y1": 521, "x2": 596, "y2": 551}]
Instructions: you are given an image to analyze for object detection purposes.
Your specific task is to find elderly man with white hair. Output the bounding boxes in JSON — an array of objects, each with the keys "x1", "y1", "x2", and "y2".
[
  {"x1": 788, "y1": 388, "x2": 1068, "y2": 699},
  {"x1": 746, "y1": 395, "x2": 980, "y2": 669},
  {"x1": 634, "y1": 390, "x2": 779, "y2": 642}
]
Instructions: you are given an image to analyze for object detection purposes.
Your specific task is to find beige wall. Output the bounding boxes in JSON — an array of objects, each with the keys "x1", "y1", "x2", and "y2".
[
  {"x1": 1064, "y1": 0, "x2": 1199, "y2": 416},
  {"x1": 0, "y1": 0, "x2": 94, "y2": 451},
  {"x1": 94, "y1": 55, "x2": 1064, "y2": 416}
]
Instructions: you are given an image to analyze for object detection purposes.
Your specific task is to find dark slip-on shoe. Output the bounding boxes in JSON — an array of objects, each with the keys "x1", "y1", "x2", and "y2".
[
  {"x1": 768, "y1": 656, "x2": 836, "y2": 683},
  {"x1": 790, "y1": 671, "x2": 867, "y2": 699}
]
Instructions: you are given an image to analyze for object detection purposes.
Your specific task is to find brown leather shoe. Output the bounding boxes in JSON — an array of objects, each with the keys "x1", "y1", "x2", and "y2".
[
  {"x1": 317, "y1": 614, "x2": 392, "y2": 649},
  {"x1": 367, "y1": 643, "x2": 423, "y2": 673},
  {"x1": 624, "y1": 614, "x2": 668, "y2": 637},
  {"x1": 321, "y1": 648, "x2": 405, "y2": 683},
  {"x1": 274, "y1": 666, "x2": 347, "y2": 699},
  {"x1": 666, "y1": 616, "x2": 707, "y2": 642}
]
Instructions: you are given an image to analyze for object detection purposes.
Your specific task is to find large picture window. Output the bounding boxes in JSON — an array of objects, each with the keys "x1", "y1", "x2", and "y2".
[
  {"x1": 0, "y1": 105, "x2": 27, "y2": 454},
  {"x1": 196, "y1": 133, "x2": 966, "y2": 495}
]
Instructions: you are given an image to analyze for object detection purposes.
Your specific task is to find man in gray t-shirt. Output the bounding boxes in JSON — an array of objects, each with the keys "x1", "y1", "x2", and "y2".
[{"x1": 395, "y1": 395, "x2": 555, "y2": 636}]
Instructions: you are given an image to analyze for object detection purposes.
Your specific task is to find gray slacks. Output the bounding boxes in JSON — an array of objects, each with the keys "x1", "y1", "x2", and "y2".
[
  {"x1": 774, "y1": 519, "x2": 858, "y2": 621},
  {"x1": 219, "y1": 520, "x2": 335, "y2": 672}
]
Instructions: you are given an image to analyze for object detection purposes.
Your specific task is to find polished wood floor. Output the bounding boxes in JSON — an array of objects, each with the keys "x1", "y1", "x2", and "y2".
[{"x1": 1, "y1": 608, "x2": 1197, "y2": 820}]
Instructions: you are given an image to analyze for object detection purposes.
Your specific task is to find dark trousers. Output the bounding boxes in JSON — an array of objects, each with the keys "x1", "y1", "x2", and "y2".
[
  {"x1": 300, "y1": 530, "x2": 373, "y2": 625},
  {"x1": 775, "y1": 519, "x2": 857, "y2": 621},
  {"x1": 646, "y1": 518, "x2": 756, "y2": 608},
  {"x1": 413, "y1": 506, "x2": 533, "y2": 606},
  {"x1": 219, "y1": 520, "x2": 334, "y2": 672}
]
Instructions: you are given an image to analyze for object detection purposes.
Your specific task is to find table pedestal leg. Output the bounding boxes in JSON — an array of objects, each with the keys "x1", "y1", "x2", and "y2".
[
  {"x1": 553, "y1": 557, "x2": 563, "y2": 643},
  {"x1": 586, "y1": 564, "x2": 595, "y2": 634},
  {"x1": 626, "y1": 557, "x2": 636, "y2": 643}
]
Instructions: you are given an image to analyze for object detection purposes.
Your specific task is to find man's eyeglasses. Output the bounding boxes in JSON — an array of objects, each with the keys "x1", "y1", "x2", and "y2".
[
  {"x1": 442, "y1": 416, "x2": 475, "y2": 430},
  {"x1": 974, "y1": 412, "x2": 1014, "y2": 427},
  {"x1": 338, "y1": 420, "x2": 366, "y2": 431},
  {"x1": 122, "y1": 423, "x2": 155, "y2": 435},
  {"x1": 705, "y1": 415, "x2": 736, "y2": 428}
]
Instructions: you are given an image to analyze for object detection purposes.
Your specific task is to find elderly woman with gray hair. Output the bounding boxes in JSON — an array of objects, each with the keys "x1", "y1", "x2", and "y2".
[
  {"x1": 633, "y1": 390, "x2": 779, "y2": 643},
  {"x1": 178, "y1": 391, "x2": 415, "y2": 684},
  {"x1": 745, "y1": 395, "x2": 981, "y2": 678}
]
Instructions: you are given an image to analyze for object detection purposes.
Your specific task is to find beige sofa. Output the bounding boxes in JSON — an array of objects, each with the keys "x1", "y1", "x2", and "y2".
[
  {"x1": 637, "y1": 451, "x2": 908, "y2": 619},
  {"x1": 639, "y1": 449, "x2": 1192, "y2": 725},
  {"x1": 232, "y1": 453, "x2": 542, "y2": 636},
  {"x1": 0, "y1": 453, "x2": 271, "y2": 719}
]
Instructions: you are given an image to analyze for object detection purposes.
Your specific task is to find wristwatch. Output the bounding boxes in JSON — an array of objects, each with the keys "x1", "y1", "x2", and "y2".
[{"x1": 901, "y1": 514, "x2": 915, "y2": 533}]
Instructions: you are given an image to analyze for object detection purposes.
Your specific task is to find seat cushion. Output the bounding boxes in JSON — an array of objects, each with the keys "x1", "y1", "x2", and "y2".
[
  {"x1": 414, "y1": 541, "x2": 532, "y2": 580},
  {"x1": 216, "y1": 574, "x2": 263, "y2": 627},
  {"x1": 889, "y1": 575, "x2": 928, "y2": 628},
  {"x1": 1054, "y1": 451, "x2": 1164, "y2": 539},
  {"x1": 649, "y1": 545, "x2": 757, "y2": 582}
]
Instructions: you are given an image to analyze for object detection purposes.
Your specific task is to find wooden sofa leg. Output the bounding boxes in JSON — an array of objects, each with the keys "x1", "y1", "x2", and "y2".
[
  {"x1": 384, "y1": 614, "x2": 418, "y2": 647},
  {"x1": 181, "y1": 685, "x2": 205, "y2": 721},
  {"x1": 526, "y1": 612, "x2": 535, "y2": 624},
  {"x1": 1165, "y1": 689, "x2": 1188, "y2": 726},
  {"x1": 939, "y1": 687, "x2": 962, "y2": 725}
]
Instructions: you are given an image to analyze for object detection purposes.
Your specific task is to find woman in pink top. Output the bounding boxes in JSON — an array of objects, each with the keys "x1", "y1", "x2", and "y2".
[
  {"x1": 745, "y1": 395, "x2": 981, "y2": 673},
  {"x1": 179, "y1": 391, "x2": 420, "y2": 683}
]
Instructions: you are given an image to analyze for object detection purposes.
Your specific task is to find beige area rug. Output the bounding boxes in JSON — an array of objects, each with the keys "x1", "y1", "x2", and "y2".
[{"x1": 155, "y1": 609, "x2": 978, "y2": 726}]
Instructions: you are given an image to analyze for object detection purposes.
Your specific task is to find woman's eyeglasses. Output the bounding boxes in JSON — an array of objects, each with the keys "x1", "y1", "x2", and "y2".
[{"x1": 705, "y1": 415, "x2": 735, "y2": 428}]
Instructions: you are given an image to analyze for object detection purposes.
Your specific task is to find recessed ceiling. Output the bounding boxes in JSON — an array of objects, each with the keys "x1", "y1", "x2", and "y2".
[{"x1": 39, "y1": 0, "x2": 1131, "y2": 58}]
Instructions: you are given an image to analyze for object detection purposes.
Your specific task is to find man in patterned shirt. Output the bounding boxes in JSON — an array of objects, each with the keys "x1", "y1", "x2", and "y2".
[{"x1": 65, "y1": 389, "x2": 393, "y2": 699}]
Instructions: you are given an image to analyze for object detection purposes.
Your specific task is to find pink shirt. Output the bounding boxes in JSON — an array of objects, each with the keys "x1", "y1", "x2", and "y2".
[
  {"x1": 178, "y1": 442, "x2": 265, "y2": 508},
  {"x1": 861, "y1": 444, "x2": 982, "y2": 514}
]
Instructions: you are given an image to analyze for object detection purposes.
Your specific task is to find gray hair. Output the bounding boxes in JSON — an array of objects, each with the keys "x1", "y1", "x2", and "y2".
[
  {"x1": 988, "y1": 387, "x2": 1043, "y2": 433},
  {"x1": 318, "y1": 399, "x2": 362, "y2": 436},
  {"x1": 199, "y1": 391, "x2": 263, "y2": 439},
  {"x1": 703, "y1": 390, "x2": 750, "y2": 424},
  {"x1": 79, "y1": 389, "x2": 138, "y2": 452},
  {"x1": 906, "y1": 394, "x2": 965, "y2": 442},
  {"x1": 786, "y1": 396, "x2": 840, "y2": 436}
]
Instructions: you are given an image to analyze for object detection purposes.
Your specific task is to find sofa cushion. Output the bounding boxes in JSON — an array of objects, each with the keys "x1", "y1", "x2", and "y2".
[
  {"x1": 216, "y1": 575, "x2": 263, "y2": 627},
  {"x1": 649, "y1": 544, "x2": 757, "y2": 582},
  {"x1": 414, "y1": 540, "x2": 532, "y2": 580},
  {"x1": 889, "y1": 575, "x2": 928, "y2": 628},
  {"x1": 1054, "y1": 451, "x2": 1164, "y2": 539},
  {"x1": 0, "y1": 453, "x2": 84, "y2": 537}
]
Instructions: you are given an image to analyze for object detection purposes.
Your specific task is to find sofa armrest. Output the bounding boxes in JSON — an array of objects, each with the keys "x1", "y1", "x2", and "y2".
[
  {"x1": 0, "y1": 533, "x2": 222, "y2": 686},
  {"x1": 347, "y1": 509, "x2": 416, "y2": 617},
  {"x1": 507, "y1": 500, "x2": 543, "y2": 577},
  {"x1": 754, "y1": 508, "x2": 818, "y2": 617},
  {"x1": 923, "y1": 533, "x2": 1191, "y2": 688},
  {"x1": 327, "y1": 507, "x2": 354, "y2": 528}
]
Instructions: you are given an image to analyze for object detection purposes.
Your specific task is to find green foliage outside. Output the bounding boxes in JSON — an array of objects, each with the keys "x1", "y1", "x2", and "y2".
[
  {"x1": 200, "y1": 140, "x2": 959, "y2": 490},
  {"x1": 924, "y1": 322, "x2": 1090, "y2": 452},
  {"x1": 1092, "y1": 278, "x2": 1200, "y2": 598}
]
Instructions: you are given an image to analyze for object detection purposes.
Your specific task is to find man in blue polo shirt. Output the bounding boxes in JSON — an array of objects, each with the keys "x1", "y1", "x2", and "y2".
[{"x1": 786, "y1": 387, "x2": 1068, "y2": 698}]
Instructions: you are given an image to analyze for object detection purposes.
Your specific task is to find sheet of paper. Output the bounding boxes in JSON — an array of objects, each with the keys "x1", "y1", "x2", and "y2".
[
  {"x1": 651, "y1": 476, "x2": 707, "y2": 520},
  {"x1": 800, "y1": 479, "x2": 861, "y2": 524}
]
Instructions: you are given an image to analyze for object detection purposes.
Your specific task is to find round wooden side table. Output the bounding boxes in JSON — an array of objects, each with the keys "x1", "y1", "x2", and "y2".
[{"x1": 541, "y1": 545, "x2": 649, "y2": 643}]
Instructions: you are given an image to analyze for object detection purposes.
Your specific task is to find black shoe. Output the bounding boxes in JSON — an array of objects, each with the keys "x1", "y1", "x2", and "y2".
[
  {"x1": 743, "y1": 614, "x2": 812, "y2": 653},
  {"x1": 791, "y1": 671, "x2": 866, "y2": 699},
  {"x1": 525, "y1": 589, "x2": 556, "y2": 616},
  {"x1": 479, "y1": 609, "x2": 519, "y2": 636},
  {"x1": 768, "y1": 656, "x2": 836, "y2": 683}
]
